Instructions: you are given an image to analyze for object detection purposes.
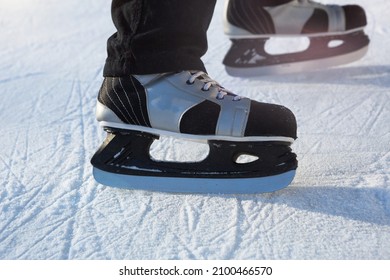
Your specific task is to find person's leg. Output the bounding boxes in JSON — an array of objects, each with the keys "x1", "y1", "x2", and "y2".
[{"x1": 104, "y1": 0, "x2": 216, "y2": 76}]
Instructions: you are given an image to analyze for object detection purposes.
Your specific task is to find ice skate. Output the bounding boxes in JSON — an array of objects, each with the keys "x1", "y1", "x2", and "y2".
[
  {"x1": 91, "y1": 71, "x2": 298, "y2": 193},
  {"x1": 223, "y1": 0, "x2": 370, "y2": 76}
]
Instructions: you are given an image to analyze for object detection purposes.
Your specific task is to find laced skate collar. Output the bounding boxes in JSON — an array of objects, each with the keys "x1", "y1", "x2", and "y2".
[{"x1": 188, "y1": 71, "x2": 241, "y2": 101}]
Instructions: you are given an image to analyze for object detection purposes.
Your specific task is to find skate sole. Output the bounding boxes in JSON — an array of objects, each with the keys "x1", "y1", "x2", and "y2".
[
  {"x1": 93, "y1": 168, "x2": 296, "y2": 194},
  {"x1": 99, "y1": 121, "x2": 295, "y2": 144},
  {"x1": 225, "y1": 26, "x2": 366, "y2": 39},
  {"x1": 225, "y1": 45, "x2": 368, "y2": 77}
]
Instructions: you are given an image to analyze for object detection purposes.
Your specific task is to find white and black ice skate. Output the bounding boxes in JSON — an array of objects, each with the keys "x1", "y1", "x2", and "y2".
[
  {"x1": 91, "y1": 71, "x2": 298, "y2": 193},
  {"x1": 223, "y1": 0, "x2": 370, "y2": 76}
]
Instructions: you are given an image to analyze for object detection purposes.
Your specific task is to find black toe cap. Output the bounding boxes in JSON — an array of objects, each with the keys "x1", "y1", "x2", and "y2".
[
  {"x1": 343, "y1": 5, "x2": 367, "y2": 30},
  {"x1": 245, "y1": 101, "x2": 297, "y2": 139}
]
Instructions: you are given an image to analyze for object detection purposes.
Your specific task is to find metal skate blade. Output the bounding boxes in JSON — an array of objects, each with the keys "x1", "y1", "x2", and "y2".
[
  {"x1": 225, "y1": 45, "x2": 368, "y2": 77},
  {"x1": 93, "y1": 167, "x2": 296, "y2": 194}
]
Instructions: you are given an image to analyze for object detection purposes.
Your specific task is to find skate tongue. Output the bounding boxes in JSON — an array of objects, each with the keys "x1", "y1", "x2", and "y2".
[
  {"x1": 188, "y1": 71, "x2": 242, "y2": 101},
  {"x1": 188, "y1": 71, "x2": 210, "y2": 81}
]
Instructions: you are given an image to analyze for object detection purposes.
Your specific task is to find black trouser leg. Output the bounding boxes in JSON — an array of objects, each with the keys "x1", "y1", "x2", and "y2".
[{"x1": 103, "y1": 0, "x2": 217, "y2": 76}]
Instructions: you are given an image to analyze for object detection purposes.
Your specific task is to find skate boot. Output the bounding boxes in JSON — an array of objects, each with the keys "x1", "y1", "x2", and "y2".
[
  {"x1": 90, "y1": 71, "x2": 298, "y2": 194},
  {"x1": 223, "y1": 0, "x2": 370, "y2": 76}
]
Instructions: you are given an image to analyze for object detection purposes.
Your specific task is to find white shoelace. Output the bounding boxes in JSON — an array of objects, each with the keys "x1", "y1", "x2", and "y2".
[
  {"x1": 187, "y1": 71, "x2": 241, "y2": 101},
  {"x1": 298, "y1": 0, "x2": 318, "y2": 4}
]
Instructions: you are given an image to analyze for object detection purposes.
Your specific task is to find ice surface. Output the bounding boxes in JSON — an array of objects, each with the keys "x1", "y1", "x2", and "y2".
[{"x1": 0, "y1": 0, "x2": 389, "y2": 259}]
